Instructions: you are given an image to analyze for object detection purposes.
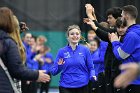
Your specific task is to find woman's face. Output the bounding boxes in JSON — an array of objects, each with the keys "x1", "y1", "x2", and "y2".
[
  {"x1": 89, "y1": 41, "x2": 98, "y2": 52},
  {"x1": 67, "y1": 28, "x2": 81, "y2": 44},
  {"x1": 24, "y1": 33, "x2": 32, "y2": 44}
]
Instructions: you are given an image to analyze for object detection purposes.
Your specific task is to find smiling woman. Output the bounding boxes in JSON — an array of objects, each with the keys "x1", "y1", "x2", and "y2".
[
  {"x1": 66, "y1": 25, "x2": 81, "y2": 49},
  {"x1": 50, "y1": 25, "x2": 96, "y2": 93}
]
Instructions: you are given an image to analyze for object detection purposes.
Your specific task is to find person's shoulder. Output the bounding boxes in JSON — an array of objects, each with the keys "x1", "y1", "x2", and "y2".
[
  {"x1": 4, "y1": 37, "x2": 16, "y2": 46},
  {"x1": 0, "y1": 35, "x2": 17, "y2": 55},
  {"x1": 124, "y1": 31, "x2": 139, "y2": 43},
  {"x1": 126, "y1": 31, "x2": 138, "y2": 39},
  {"x1": 0, "y1": 31, "x2": 16, "y2": 45}
]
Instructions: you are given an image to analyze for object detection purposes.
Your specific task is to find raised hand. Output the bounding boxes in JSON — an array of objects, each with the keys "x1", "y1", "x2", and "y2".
[
  {"x1": 83, "y1": 18, "x2": 98, "y2": 31},
  {"x1": 85, "y1": 4, "x2": 93, "y2": 16},
  {"x1": 85, "y1": 4, "x2": 96, "y2": 20}
]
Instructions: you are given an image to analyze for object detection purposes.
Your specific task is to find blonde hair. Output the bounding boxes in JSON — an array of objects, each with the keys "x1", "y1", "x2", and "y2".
[
  {"x1": 37, "y1": 35, "x2": 47, "y2": 43},
  {"x1": 66, "y1": 25, "x2": 81, "y2": 37},
  {"x1": 9, "y1": 16, "x2": 26, "y2": 64}
]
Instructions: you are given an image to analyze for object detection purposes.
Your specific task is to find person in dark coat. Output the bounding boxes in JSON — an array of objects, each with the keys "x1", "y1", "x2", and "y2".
[{"x1": 0, "y1": 7, "x2": 50, "y2": 93}]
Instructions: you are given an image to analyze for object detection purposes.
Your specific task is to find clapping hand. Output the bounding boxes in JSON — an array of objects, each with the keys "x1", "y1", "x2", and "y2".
[{"x1": 109, "y1": 33, "x2": 121, "y2": 42}]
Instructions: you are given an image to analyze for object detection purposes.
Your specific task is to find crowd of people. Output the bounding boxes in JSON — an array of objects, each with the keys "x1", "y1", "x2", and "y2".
[
  {"x1": 0, "y1": 7, "x2": 50, "y2": 93},
  {"x1": 22, "y1": 33, "x2": 53, "y2": 93},
  {"x1": 0, "y1": 3, "x2": 140, "y2": 93},
  {"x1": 84, "y1": 4, "x2": 140, "y2": 93}
]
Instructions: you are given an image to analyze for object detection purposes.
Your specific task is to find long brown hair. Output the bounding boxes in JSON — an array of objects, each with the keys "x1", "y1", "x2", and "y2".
[
  {"x1": 9, "y1": 16, "x2": 26, "y2": 64},
  {"x1": 0, "y1": 7, "x2": 26, "y2": 64},
  {"x1": 0, "y1": 7, "x2": 14, "y2": 33}
]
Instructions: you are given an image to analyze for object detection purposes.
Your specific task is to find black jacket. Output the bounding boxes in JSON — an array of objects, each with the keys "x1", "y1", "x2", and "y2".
[
  {"x1": 0, "y1": 30, "x2": 39, "y2": 93},
  {"x1": 93, "y1": 21, "x2": 122, "y2": 83}
]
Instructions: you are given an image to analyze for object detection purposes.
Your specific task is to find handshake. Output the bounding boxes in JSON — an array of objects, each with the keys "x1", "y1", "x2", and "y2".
[{"x1": 37, "y1": 70, "x2": 51, "y2": 83}]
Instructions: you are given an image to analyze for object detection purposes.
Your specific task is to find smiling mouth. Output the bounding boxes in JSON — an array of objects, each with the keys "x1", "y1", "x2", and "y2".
[
  {"x1": 72, "y1": 38, "x2": 79, "y2": 40},
  {"x1": 72, "y1": 39, "x2": 78, "y2": 41}
]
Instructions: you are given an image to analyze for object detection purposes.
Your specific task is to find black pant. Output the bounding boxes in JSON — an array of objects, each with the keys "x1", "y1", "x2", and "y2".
[
  {"x1": 40, "y1": 73, "x2": 51, "y2": 93},
  {"x1": 87, "y1": 80, "x2": 94, "y2": 93},
  {"x1": 125, "y1": 85, "x2": 140, "y2": 93},
  {"x1": 21, "y1": 81, "x2": 38, "y2": 93},
  {"x1": 97, "y1": 72, "x2": 106, "y2": 93},
  {"x1": 105, "y1": 70, "x2": 125, "y2": 93},
  {"x1": 92, "y1": 81, "x2": 98, "y2": 93},
  {"x1": 59, "y1": 85, "x2": 88, "y2": 93},
  {"x1": 40, "y1": 82, "x2": 50, "y2": 93}
]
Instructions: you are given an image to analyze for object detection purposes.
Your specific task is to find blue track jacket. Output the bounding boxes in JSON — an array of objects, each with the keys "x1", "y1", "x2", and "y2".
[
  {"x1": 112, "y1": 24, "x2": 140, "y2": 85},
  {"x1": 50, "y1": 44, "x2": 95, "y2": 88}
]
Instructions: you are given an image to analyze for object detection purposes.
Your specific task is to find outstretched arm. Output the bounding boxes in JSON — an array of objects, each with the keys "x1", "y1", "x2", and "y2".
[
  {"x1": 110, "y1": 33, "x2": 136, "y2": 60},
  {"x1": 84, "y1": 18, "x2": 110, "y2": 42}
]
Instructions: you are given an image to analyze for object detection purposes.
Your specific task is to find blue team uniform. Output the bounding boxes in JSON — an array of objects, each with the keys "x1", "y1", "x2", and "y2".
[
  {"x1": 112, "y1": 24, "x2": 140, "y2": 85},
  {"x1": 50, "y1": 44, "x2": 95, "y2": 88}
]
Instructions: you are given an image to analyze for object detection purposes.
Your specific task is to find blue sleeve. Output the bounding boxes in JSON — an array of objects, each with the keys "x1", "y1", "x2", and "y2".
[
  {"x1": 26, "y1": 50, "x2": 36, "y2": 60},
  {"x1": 112, "y1": 41, "x2": 123, "y2": 60},
  {"x1": 50, "y1": 49, "x2": 63, "y2": 76},
  {"x1": 26, "y1": 48, "x2": 37, "y2": 67},
  {"x1": 85, "y1": 48, "x2": 95, "y2": 79},
  {"x1": 112, "y1": 34, "x2": 136, "y2": 60},
  {"x1": 45, "y1": 53, "x2": 54, "y2": 73},
  {"x1": 92, "y1": 48, "x2": 104, "y2": 64},
  {"x1": 26, "y1": 53, "x2": 37, "y2": 69},
  {"x1": 93, "y1": 49, "x2": 104, "y2": 64},
  {"x1": 45, "y1": 53, "x2": 54, "y2": 64},
  {"x1": 120, "y1": 34, "x2": 136, "y2": 54},
  {"x1": 99, "y1": 41, "x2": 108, "y2": 62},
  {"x1": 98, "y1": 52, "x2": 105, "y2": 64},
  {"x1": 112, "y1": 33, "x2": 137, "y2": 60}
]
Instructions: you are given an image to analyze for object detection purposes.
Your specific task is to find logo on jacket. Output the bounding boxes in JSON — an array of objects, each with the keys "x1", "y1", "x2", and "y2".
[
  {"x1": 79, "y1": 52, "x2": 84, "y2": 56},
  {"x1": 64, "y1": 52, "x2": 71, "y2": 58}
]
